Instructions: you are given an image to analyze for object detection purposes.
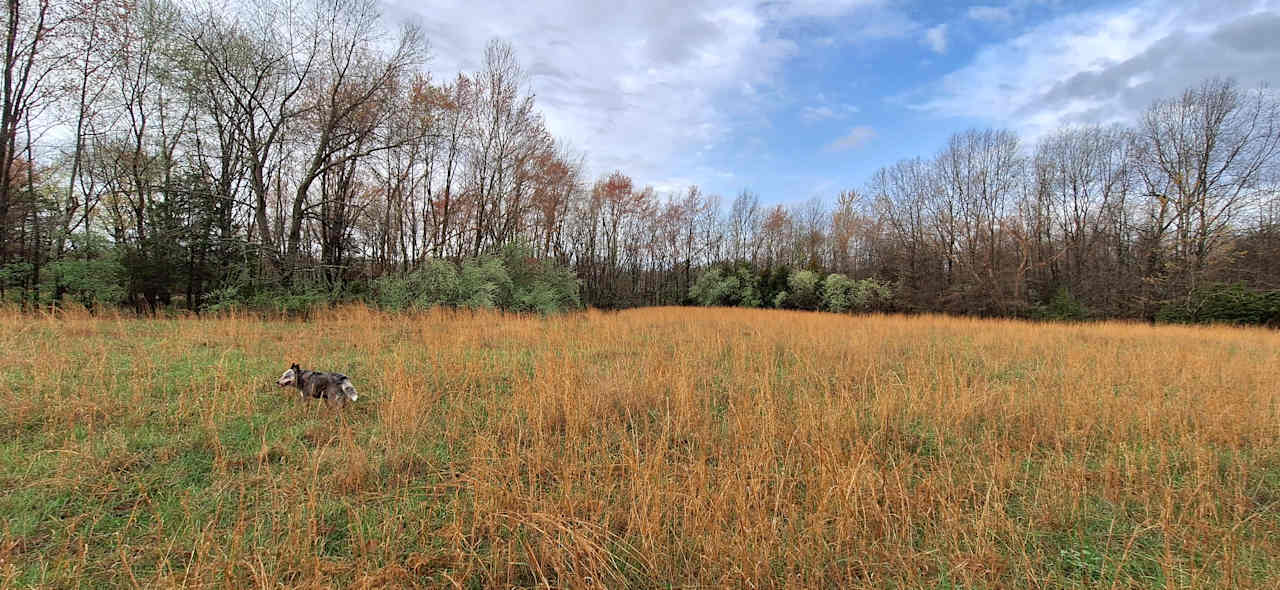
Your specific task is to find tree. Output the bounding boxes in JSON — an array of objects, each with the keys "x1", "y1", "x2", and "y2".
[
  {"x1": 727, "y1": 189, "x2": 760, "y2": 264},
  {"x1": 935, "y1": 129, "x2": 1024, "y2": 313},
  {"x1": 57, "y1": 0, "x2": 130, "y2": 259},
  {"x1": 283, "y1": 0, "x2": 424, "y2": 274},
  {"x1": 871, "y1": 157, "x2": 939, "y2": 309},
  {"x1": 1028, "y1": 125, "x2": 1134, "y2": 312},
  {"x1": 2, "y1": 0, "x2": 68, "y2": 281},
  {"x1": 1134, "y1": 78, "x2": 1280, "y2": 304}
]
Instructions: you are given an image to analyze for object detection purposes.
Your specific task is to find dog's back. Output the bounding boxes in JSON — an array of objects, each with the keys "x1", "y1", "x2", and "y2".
[{"x1": 282, "y1": 365, "x2": 359, "y2": 407}]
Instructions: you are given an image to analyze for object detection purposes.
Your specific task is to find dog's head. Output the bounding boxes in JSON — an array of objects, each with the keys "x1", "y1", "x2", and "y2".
[{"x1": 277, "y1": 363, "x2": 301, "y2": 387}]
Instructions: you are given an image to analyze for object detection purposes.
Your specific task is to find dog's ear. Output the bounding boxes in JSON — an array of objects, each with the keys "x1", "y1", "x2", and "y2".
[{"x1": 291, "y1": 362, "x2": 300, "y2": 372}]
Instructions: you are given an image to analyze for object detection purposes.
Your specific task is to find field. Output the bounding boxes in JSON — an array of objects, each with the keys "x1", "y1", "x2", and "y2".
[{"x1": 2, "y1": 306, "x2": 1278, "y2": 589}]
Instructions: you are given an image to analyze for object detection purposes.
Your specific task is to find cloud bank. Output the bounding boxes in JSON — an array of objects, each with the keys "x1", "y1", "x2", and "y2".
[
  {"x1": 918, "y1": 0, "x2": 1280, "y2": 141},
  {"x1": 384, "y1": 0, "x2": 910, "y2": 186}
]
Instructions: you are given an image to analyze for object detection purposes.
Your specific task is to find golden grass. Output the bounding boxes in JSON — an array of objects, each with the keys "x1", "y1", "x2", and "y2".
[{"x1": 2, "y1": 306, "x2": 1278, "y2": 588}]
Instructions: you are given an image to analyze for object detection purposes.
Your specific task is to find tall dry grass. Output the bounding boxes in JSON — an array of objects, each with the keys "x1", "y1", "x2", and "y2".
[{"x1": 1, "y1": 306, "x2": 1277, "y2": 588}]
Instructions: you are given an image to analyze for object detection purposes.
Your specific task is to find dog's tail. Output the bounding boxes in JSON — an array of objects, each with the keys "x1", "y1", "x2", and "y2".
[{"x1": 340, "y1": 379, "x2": 359, "y2": 402}]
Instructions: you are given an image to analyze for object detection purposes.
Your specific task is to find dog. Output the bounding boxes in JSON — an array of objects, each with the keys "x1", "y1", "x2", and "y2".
[{"x1": 277, "y1": 363, "x2": 359, "y2": 407}]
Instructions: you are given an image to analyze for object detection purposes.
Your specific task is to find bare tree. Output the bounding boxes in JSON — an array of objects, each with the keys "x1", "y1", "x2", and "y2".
[
  {"x1": 727, "y1": 189, "x2": 760, "y2": 264},
  {"x1": 1, "y1": 0, "x2": 68, "y2": 265},
  {"x1": 283, "y1": 0, "x2": 423, "y2": 272},
  {"x1": 185, "y1": 0, "x2": 318, "y2": 264},
  {"x1": 871, "y1": 157, "x2": 937, "y2": 303},
  {"x1": 935, "y1": 129, "x2": 1024, "y2": 312},
  {"x1": 57, "y1": 0, "x2": 129, "y2": 257},
  {"x1": 1030, "y1": 124, "x2": 1133, "y2": 305},
  {"x1": 1135, "y1": 78, "x2": 1280, "y2": 297}
]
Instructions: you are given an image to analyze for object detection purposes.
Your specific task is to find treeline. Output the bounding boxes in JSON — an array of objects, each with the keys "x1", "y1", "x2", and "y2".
[
  {"x1": 3, "y1": 0, "x2": 1279, "y2": 322},
  {"x1": 4, "y1": 0, "x2": 590, "y2": 312},
  {"x1": 685, "y1": 79, "x2": 1280, "y2": 324},
  {"x1": 689, "y1": 264, "x2": 893, "y2": 314}
]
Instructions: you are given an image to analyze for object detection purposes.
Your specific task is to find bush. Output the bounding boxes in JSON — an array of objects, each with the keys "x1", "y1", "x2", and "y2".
[
  {"x1": 510, "y1": 264, "x2": 580, "y2": 314},
  {"x1": 689, "y1": 268, "x2": 728, "y2": 306},
  {"x1": 821, "y1": 274, "x2": 855, "y2": 312},
  {"x1": 1031, "y1": 287, "x2": 1089, "y2": 322},
  {"x1": 759, "y1": 266, "x2": 791, "y2": 308},
  {"x1": 410, "y1": 260, "x2": 462, "y2": 307},
  {"x1": 691, "y1": 265, "x2": 891, "y2": 313},
  {"x1": 372, "y1": 274, "x2": 415, "y2": 310},
  {"x1": 204, "y1": 285, "x2": 331, "y2": 317},
  {"x1": 500, "y1": 243, "x2": 582, "y2": 314},
  {"x1": 853, "y1": 278, "x2": 894, "y2": 311},
  {"x1": 0, "y1": 263, "x2": 33, "y2": 300},
  {"x1": 45, "y1": 258, "x2": 127, "y2": 309},
  {"x1": 689, "y1": 264, "x2": 761, "y2": 307},
  {"x1": 372, "y1": 246, "x2": 580, "y2": 314},
  {"x1": 821, "y1": 273, "x2": 893, "y2": 313},
  {"x1": 781, "y1": 270, "x2": 822, "y2": 310},
  {"x1": 1156, "y1": 283, "x2": 1280, "y2": 326},
  {"x1": 772, "y1": 290, "x2": 788, "y2": 309},
  {"x1": 457, "y1": 256, "x2": 511, "y2": 309}
]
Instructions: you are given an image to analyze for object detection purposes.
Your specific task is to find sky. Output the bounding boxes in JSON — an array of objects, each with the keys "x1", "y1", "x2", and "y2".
[{"x1": 384, "y1": 0, "x2": 1280, "y2": 204}]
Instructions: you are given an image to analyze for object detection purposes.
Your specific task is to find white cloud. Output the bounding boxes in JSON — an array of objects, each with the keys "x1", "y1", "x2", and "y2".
[
  {"x1": 923, "y1": 24, "x2": 948, "y2": 54},
  {"x1": 802, "y1": 106, "x2": 839, "y2": 121},
  {"x1": 916, "y1": 0, "x2": 1280, "y2": 142},
  {"x1": 967, "y1": 5, "x2": 1014, "y2": 23},
  {"x1": 383, "y1": 0, "x2": 909, "y2": 186},
  {"x1": 800, "y1": 99, "x2": 859, "y2": 122},
  {"x1": 825, "y1": 126, "x2": 877, "y2": 151}
]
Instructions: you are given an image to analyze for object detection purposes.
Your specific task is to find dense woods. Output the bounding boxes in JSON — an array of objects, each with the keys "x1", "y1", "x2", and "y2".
[{"x1": 4, "y1": 0, "x2": 1279, "y2": 322}]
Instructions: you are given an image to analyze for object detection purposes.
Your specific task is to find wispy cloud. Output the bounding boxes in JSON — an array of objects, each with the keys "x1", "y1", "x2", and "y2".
[
  {"x1": 800, "y1": 94, "x2": 860, "y2": 122},
  {"x1": 825, "y1": 126, "x2": 877, "y2": 151},
  {"x1": 923, "y1": 24, "x2": 949, "y2": 54},
  {"x1": 915, "y1": 0, "x2": 1280, "y2": 142},
  {"x1": 386, "y1": 0, "x2": 913, "y2": 185},
  {"x1": 966, "y1": 5, "x2": 1013, "y2": 23}
]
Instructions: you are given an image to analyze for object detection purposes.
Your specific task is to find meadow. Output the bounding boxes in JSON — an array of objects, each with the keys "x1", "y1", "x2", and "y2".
[{"x1": 1, "y1": 306, "x2": 1277, "y2": 588}]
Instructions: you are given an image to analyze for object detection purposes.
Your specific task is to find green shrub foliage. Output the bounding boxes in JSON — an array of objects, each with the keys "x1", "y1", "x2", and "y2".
[
  {"x1": 371, "y1": 244, "x2": 580, "y2": 314},
  {"x1": 1156, "y1": 283, "x2": 1280, "y2": 326},
  {"x1": 1031, "y1": 287, "x2": 1090, "y2": 322},
  {"x1": 821, "y1": 273, "x2": 893, "y2": 313},
  {"x1": 783, "y1": 270, "x2": 822, "y2": 310},
  {"x1": 688, "y1": 264, "x2": 762, "y2": 308},
  {"x1": 691, "y1": 265, "x2": 893, "y2": 314}
]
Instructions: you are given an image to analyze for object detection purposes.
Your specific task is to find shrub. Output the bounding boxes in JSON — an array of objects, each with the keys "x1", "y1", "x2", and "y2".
[
  {"x1": 822, "y1": 273, "x2": 894, "y2": 313},
  {"x1": 205, "y1": 287, "x2": 330, "y2": 317},
  {"x1": 782, "y1": 270, "x2": 822, "y2": 310},
  {"x1": 45, "y1": 258, "x2": 127, "y2": 310},
  {"x1": 457, "y1": 256, "x2": 512, "y2": 309},
  {"x1": 500, "y1": 243, "x2": 582, "y2": 314},
  {"x1": 371, "y1": 247, "x2": 580, "y2": 315},
  {"x1": 772, "y1": 290, "x2": 789, "y2": 309},
  {"x1": 410, "y1": 260, "x2": 462, "y2": 308},
  {"x1": 1156, "y1": 283, "x2": 1280, "y2": 326},
  {"x1": 511, "y1": 264, "x2": 581, "y2": 314},
  {"x1": 372, "y1": 274, "x2": 415, "y2": 311},
  {"x1": 0, "y1": 263, "x2": 33, "y2": 301},
  {"x1": 852, "y1": 278, "x2": 893, "y2": 311},
  {"x1": 759, "y1": 266, "x2": 791, "y2": 308},
  {"x1": 689, "y1": 268, "x2": 728, "y2": 306},
  {"x1": 1031, "y1": 287, "x2": 1089, "y2": 322},
  {"x1": 688, "y1": 264, "x2": 761, "y2": 308},
  {"x1": 821, "y1": 274, "x2": 856, "y2": 312}
]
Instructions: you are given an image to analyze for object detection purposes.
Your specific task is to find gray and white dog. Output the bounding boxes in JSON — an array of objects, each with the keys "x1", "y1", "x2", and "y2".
[{"x1": 277, "y1": 363, "x2": 359, "y2": 407}]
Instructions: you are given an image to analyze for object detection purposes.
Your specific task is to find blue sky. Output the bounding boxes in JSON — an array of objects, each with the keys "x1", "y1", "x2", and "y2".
[{"x1": 389, "y1": 0, "x2": 1280, "y2": 204}]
